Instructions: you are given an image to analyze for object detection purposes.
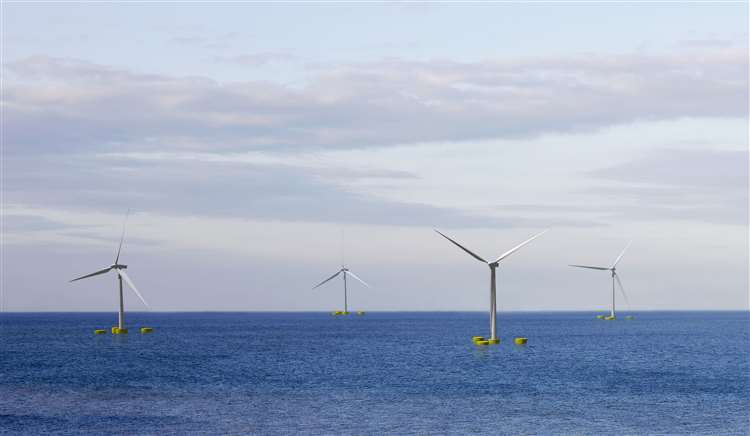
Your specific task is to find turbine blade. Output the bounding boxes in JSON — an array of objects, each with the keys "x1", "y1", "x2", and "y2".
[
  {"x1": 611, "y1": 241, "x2": 632, "y2": 268},
  {"x1": 312, "y1": 270, "x2": 342, "y2": 289},
  {"x1": 70, "y1": 266, "x2": 113, "y2": 282},
  {"x1": 494, "y1": 229, "x2": 549, "y2": 263},
  {"x1": 116, "y1": 269, "x2": 150, "y2": 309},
  {"x1": 114, "y1": 209, "x2": 130, "y2": 264},
  {"x1": 344, "y1": 270, "x2": 370, "y2": 288},
  {"x1": 568, "y1": 264, "x2": 610, "y2": 271},
  {"x1": 614, "y1": 273, "x2": 631, "y2": 310},
  {"x1": 433, "y1": 229, "x2": 487, "y2": 263}
]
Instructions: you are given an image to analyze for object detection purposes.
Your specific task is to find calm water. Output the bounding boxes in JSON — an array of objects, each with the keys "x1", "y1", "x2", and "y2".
[{"x1": 0, "y1": 312, "x2": 748, "y2": 435}]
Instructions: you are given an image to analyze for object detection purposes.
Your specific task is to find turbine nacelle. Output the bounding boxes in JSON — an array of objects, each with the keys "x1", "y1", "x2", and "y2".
[
  {"x1": 112, "y1": 264, "x2": 128, "y2": 270},
  {"x1": 434, "y1": 228, "x2": 549, "y2": 268}
]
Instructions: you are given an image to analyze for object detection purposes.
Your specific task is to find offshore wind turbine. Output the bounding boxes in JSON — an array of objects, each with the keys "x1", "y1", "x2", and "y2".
[
  {"x1": 312, "y1": 266, "x2": 370, "y2": 315},
  {"x1": 569, "y1": 241, "x2": 632, "y2": 320},
  {"x1": 70, "y1": 213, "x2": 150, "y2": 333},
  {"x1": 434, "y1": 229, "x2": 548, "y2": 343}
]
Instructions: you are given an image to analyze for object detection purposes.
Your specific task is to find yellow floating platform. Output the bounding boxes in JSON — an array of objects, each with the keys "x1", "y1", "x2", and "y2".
[
  {"x1": 332, "y1": 311, "x2": 351, "y2": 316},
  {"x1": 604, "y1": 316, "x2": 616, "y2": 321},
  {"x1": 112, "y1": 328, "x2": 128, "y2": 335},
  {"x1": 596, "y1": 315, "x2": 606, "y2": 319},
  {"x1": 487, "y1": 338, "x2": 500, "y2": 344},
  {"x1": 94, "y1": 329, "x2": 106, "y2": 335},
  {"x1": 475, "y1": 340, "x2": 490, "y2": 345},
  {"x1": 514, "y1": 337, "x2": 528, "y2": 345},
  {"x1": 140, "y1": 327, "x2": 154, "y2": 334},
  {"x1": 472, "y1": 336, "x2": 485, "y2": 342}
]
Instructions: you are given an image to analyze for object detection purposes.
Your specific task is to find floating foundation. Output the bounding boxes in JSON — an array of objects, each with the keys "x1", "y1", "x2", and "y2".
[
  {"x1": 140, "y1": 327, "x2": 154, "y2": 334},
  {"x1": 472, "y1": 336, "x2": 499, "y2": 345},
  {"x1": 332, "y1": 311, "x2": 350, "y2": 316},
  {"x1": 94, "y1": 329, "x2": 106, "y2": 335},
  {"x1": 112, "y1": 328, "x2": 128, "y2": 334},
  {"x1": 514, "y1": 337, "x2": 528, "y2": 345},
  {"x1": 604, "y1": 316, "x2": 616, "y2": 321},
  {"x1": 596, "y1": 315, "x2": 606, "y2": 319}
]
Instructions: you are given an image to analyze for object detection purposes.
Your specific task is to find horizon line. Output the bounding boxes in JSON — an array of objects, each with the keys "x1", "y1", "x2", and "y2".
[{"x1": 0, "y1": 309, "x2": 748, "y2": 314}]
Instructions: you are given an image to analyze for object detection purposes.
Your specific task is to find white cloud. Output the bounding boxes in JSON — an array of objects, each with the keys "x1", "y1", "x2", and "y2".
[{"x1": 4, "y1": 47, "x2": 746, "y2": 154}]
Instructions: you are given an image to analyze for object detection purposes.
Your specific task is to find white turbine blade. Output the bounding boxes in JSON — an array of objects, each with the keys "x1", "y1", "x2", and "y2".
[
  {"x1": 114, "y1": 209, "x2": 130, "y2": 264},
  {"x1": 434, "y1": 229, "x2": 487, "y2": 263},
  {"x1": 70, "y1": 266, "x2": 113, "y2": 282},
  {"x1": 116, "y1": 269, "x2": 150, "y2": 309},
  {"x1": 611, "y1": 241, "x2": 632, "y2": 268},
  {"x1": 494, "y1": 229, "x2": 549, "y2": 264},
  {"x1": 344, "y1": 270, "x2": 370, "y2": 288},
  {"x1": 614, "y1": 273, "x2": 631, "y2": 310},
  {"x1": 569, "y1": 264, "x2": 610, "y2": 271},
  {"x1": 312, "y1": 270, "x2": 342, "y2": 289}
]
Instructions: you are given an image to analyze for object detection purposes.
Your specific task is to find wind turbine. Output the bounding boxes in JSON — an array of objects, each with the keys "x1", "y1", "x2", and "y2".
[
  {"x1": 569, "y1": 241, "x2": 632, "y2": 320},
  {"x1": 434, "y1": 228, "x2": 548, "y2": 343},
  {"x1": 70, "y1": 212, "x2": 150, "y2": 333},
  {"x1": 313, "y1": 266, "x2": 370, "y2": 315}
]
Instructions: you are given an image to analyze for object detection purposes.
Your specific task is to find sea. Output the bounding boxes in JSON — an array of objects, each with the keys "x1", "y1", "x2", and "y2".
[{"x1": 0, "y1": 311, "x2": 748, "y2": 435}]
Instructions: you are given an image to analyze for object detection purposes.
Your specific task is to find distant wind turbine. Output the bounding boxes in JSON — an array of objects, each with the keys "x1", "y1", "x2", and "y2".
[
  {"x1": 313, "y1": 266, "x2": 370, "y2": 315},
  {"x1": 569, "y1": 241, "x2": 632, "y2": 320},
  {"x1": 69, "y1": 212, "x2": 149, "y2": 332},
  {"x1": 434, "y1": 228, "x2": 548, "y2": 343}
]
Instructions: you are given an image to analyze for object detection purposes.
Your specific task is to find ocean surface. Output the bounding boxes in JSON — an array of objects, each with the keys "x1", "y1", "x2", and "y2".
[{"x1": 0, "y1": 312, "x2": 748, "y2": 435}]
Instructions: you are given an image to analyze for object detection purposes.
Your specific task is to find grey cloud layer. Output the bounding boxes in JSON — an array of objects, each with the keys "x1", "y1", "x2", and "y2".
[
  {"x1": 4, "y1": 49, "x2": 747, "y2": 153},
  {"x1": 4, "y1": 154, "x2": 547, "y2": 228},
  {"x1": 588, "y1": 149, "x2": 748, "y2": 225},
  {"x1": 3, "y1": 50, "x2": 746, "y2": 229}
]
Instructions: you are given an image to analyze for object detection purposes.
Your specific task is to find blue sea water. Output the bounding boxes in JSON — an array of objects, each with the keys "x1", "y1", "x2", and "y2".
[{"x1": 0, "y1": 312, "x2": 748, "y2": 435}]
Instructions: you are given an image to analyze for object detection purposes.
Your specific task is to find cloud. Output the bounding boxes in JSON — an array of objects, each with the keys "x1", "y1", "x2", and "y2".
[
  {"x1": 586, "y1": 149, "x2": 748, "y2": 225},
  {"x1": 3, "y1": 152, "x2": 544, "y2": 228},
  {"x1": 96, "y1": 150, "x2": 418, "y2": 180},
  {"x1": 677, "y1": 37, "x2": 745, "y2": 49},
  {"x1": 1, "y1": 214, "x2": 69, "y2": 232},
  {"x1": 169, "y1": 31, "x2": 243, "y2": 49},
  {"x1": 2, "y1": 50, "x2": 745, "y2": 232},
  {"x1": 214, "y1": 52, "x2": 296, "y2": 67},
  {"x1": 3, "y1": 48, "x2": 747, "y2": 155}
]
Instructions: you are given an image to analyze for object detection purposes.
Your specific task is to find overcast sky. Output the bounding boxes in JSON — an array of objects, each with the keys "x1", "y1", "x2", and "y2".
[{"x1": 2, "y1": 3, "x2": 748, "y2": 312}]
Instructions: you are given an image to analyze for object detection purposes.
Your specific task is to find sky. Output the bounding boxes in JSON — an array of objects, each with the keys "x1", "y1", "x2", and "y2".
[{"x1": 1, "y1": 2, "x2": 748, "y2": 312}]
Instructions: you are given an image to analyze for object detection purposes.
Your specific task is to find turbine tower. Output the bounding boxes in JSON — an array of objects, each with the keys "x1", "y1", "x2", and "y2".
[
  {"x1": 434, "y1": 229, "x2": 548, "y2": 343},
  {"x1": 313, "y1": 266, "x2": 370, "y2": 315},
  {"x1": 569, "y1": 241, "x2": 632, "y2": 320},
  {"x1": 70, "y1": 212, "x2": 150, "y2": 333}
]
